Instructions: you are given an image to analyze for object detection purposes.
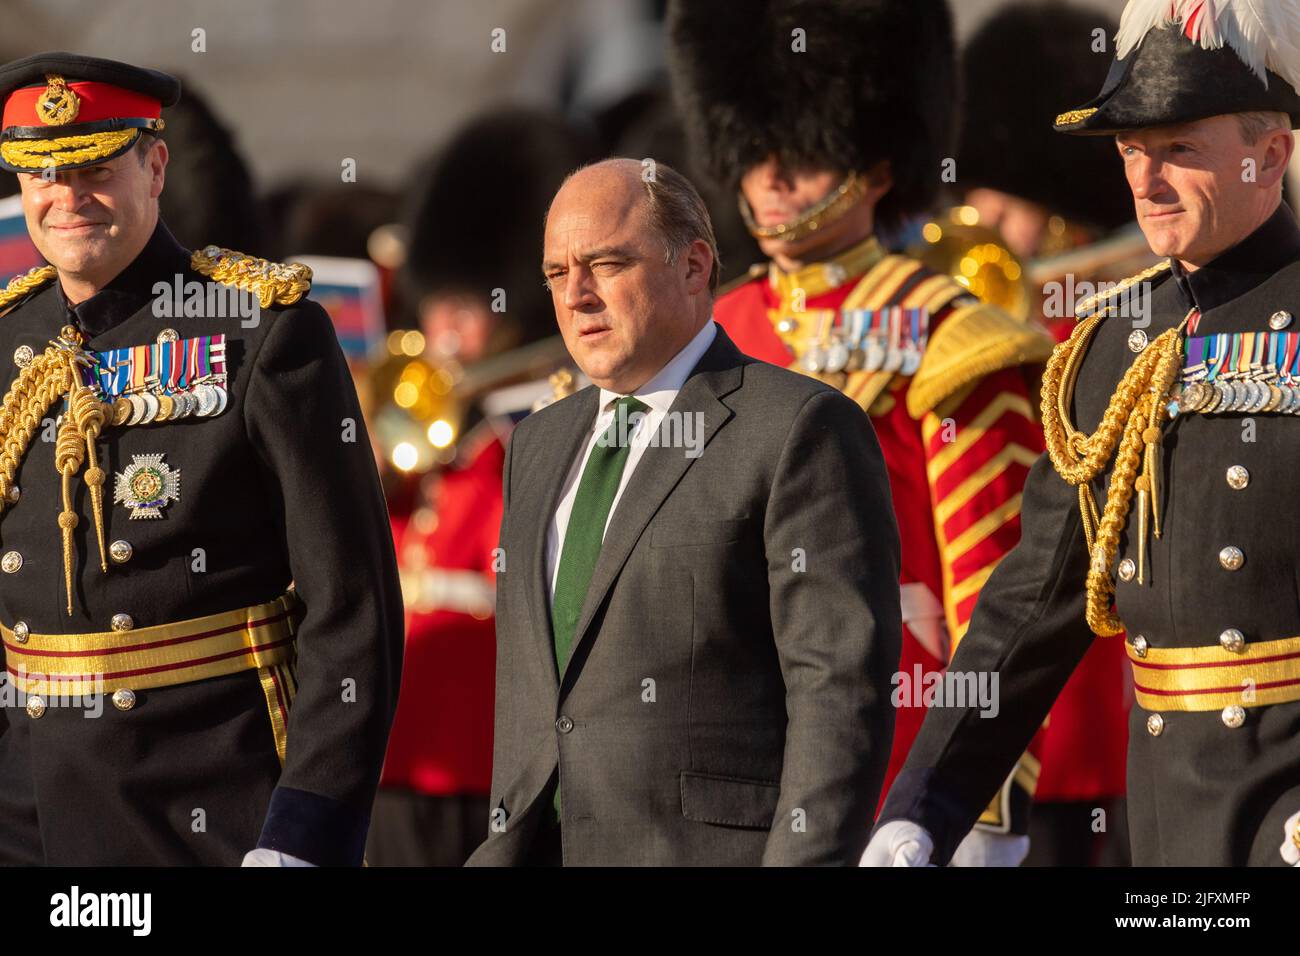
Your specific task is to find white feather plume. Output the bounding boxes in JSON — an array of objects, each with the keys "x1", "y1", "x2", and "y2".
[{"x1": 1115, "y1": 0, "x2": 1300, "y2": 95}]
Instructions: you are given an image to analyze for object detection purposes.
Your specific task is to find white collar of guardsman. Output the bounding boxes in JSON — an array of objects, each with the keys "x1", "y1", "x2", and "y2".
[{"x1": 0, "y1": 51, "x2": 180, "y2": 174}]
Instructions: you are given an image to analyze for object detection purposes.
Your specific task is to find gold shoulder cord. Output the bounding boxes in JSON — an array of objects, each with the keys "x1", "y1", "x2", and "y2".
[
  {"x1": 190, "y1": 246, "x2": 313, "y2": 308},
  {"x1": 1040, "y1": 262, "x2": 1186, "y2": 636},
  {"x1": 0, "y1": 268, "x2": 115, "y2": 615}
]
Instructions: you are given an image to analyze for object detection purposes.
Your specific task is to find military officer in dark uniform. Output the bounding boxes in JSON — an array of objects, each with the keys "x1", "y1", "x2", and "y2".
[
  {"x1": 865, "y1": 2, "x2": 1300, "y2": 866},
  {"x1": 0, "y1": 53, "x2": 402, "y2": 866}
]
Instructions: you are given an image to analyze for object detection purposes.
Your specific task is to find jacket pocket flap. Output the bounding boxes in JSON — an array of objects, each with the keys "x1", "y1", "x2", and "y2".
[
  {"x1": 680, "y1": 770, "x2": 780, "y2": 828},
  {"x1": 651, "y1": 518, "x2": 748, "y2": 548}
]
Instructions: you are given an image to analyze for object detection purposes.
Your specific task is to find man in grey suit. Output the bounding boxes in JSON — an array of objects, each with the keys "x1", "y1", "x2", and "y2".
[{"x1": 466, "y1": 159, "x2": 901, "y2": 866}]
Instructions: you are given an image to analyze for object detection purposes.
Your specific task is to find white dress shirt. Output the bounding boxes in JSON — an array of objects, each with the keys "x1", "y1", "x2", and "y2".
[{"x1": 546, "y1": 319, "x2": 717, "y2": 601}]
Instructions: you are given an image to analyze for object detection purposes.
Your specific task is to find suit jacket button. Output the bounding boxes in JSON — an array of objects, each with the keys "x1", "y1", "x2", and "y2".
[
  {"x1": 1146, "y1": 713, "x2": 1164, "y2": 736},
  {"x1": 555, "y1": 716, "x2": 574, "y2": 734},
  {"x1": 1221, "y1": 705, "x2": 1246, "y2": 728},
  {"x1": 112, "y1": 689, "x2": 137, "y2": 711}
]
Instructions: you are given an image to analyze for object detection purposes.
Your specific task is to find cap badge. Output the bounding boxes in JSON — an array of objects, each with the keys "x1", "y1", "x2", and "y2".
[{"x1": 35, "y1": 74, "x2": 80, "y2": 126}]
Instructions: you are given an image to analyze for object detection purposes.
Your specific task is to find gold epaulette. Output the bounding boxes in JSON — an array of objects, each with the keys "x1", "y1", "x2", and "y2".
[
  {"x1": 0, "y1": 265, "x2": 57, "y2": 317},
  {"x1": 906, "y1": 300, "x2": 1055, "y2": 419},
  {"x1": 190, "y1": 245, "x2": 313, "y2": 308},
  {"x1": 1073, "y1": 260, "x2": 1171, "y2": 319},
  {"x1": 715, "y1": 262, "x2": 767, "y2": 298}
]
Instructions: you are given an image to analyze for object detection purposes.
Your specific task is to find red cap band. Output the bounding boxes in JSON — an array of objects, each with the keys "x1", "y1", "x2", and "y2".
[{"x1": 2, "y1": 80, "x2": 161, "y2": 131}]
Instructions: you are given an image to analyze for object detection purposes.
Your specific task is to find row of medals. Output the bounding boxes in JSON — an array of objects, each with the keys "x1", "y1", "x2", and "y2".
[
  {"x1": 108, "y1": 376, "x2": 228, "y2": 427},
  {"x1": 799, "y1": 330, "x2": 922, "y2": 377},
  {"x1": 1176, "y1": 367, "x2": 1300, "y2": 415}
]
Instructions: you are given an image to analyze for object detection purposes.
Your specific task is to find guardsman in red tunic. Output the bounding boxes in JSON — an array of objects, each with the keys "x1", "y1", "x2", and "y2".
[
  {"x1": 668, "y1": 0, "x2": 1054, "y2": 863},
  {"x1": 367, "y1": 109, "x2": 590, "y2": 865},
  {"x1": 954, "y1": 1, "x2": 1143, "y2": 865}
]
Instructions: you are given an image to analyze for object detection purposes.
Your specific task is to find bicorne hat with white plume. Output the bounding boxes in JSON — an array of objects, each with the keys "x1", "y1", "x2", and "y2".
[{"x1": 1054, "y1": 0, "x2": 1300, "y2": 135}]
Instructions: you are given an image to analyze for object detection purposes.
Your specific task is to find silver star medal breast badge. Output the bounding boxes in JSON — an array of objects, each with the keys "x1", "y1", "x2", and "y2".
[{"x1": 113, "y1": 453, "x2": 181, "y2": 519}]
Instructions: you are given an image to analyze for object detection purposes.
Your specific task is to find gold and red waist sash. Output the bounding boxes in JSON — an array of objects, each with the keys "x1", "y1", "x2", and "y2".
[
  {"x1": 1127, "y1": 634, "x2": 1300, "y2": 711},
  {"x1": 3, "y1": 592, "x2": 299, "y2": 698}
]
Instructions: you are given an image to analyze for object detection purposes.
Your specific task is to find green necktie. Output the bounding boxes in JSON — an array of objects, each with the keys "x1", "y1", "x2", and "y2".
[
  {"x1": 551, "y1": 395, "x2": 648, "y2": 676},
  {"x1": 548, "y1": 396, "x2": 647, "y2": 823}
]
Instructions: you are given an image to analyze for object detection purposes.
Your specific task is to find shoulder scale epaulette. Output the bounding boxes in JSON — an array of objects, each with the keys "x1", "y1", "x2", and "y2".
[
  {"x1": 715, "y1": 262, "x2": 767, "y2": 298},
  {"x1": 906, "y1": 300, "x2": 1055, "y2": 419},
  {"x1": 190, "y1": 245, "x2": 313, "y2": 308},
  {"x1": 0, "y1": 265, "x2": 58, "y2": 317},
  {"x1": 1073, "y1": 260, "x2": 1170, "y2": 319}
]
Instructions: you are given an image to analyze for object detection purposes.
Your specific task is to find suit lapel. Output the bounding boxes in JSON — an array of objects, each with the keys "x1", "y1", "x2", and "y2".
[
  {"x1": 560, "y1": 328, "x2": 746, "y2": 690},
  {"x1": 521, "y1": 387, "x2": 598, "y2": 693}
]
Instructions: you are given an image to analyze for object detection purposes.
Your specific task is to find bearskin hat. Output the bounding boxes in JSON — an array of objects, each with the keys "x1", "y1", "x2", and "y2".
[
  {"x1": 958, "y1": 2, "x2": 1132, "y2": 232},
  {"x1": 667, "y1": 0, "x2": 956, "y2": 231},
  {"x1": 403, "y1": 108, "x2": 597, "y2": 347}
]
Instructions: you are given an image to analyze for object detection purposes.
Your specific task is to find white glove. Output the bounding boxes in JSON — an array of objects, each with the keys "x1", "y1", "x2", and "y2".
[
  {"x1": 241, "y1": 848, "x2": 317, "y2": 867},
  {"x1": 948, "y1": 829, "x2": 1030, "y2": 867},
  {"x1": 1280, "y1": 810, "x2": 1300, "y2": 866},
  {"x1": 859, "y1": 820, "x2": 936, "y2": 866}
]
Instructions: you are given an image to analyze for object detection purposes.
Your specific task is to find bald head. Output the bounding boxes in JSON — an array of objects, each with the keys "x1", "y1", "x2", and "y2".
[{"x1": 542, "y1": 158, "x2": 717, "y2": 393}]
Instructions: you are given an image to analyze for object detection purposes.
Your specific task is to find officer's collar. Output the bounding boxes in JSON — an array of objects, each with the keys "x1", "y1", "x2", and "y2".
[
  {"x1": 58, "y1": 218, "x2": 191, "y2": 338},
  {"x1": 1169, "y1": 201, "x2": 1300, "y2": 314}
]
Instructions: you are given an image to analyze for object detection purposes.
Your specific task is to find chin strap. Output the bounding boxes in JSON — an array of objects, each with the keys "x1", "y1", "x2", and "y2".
[{"x1": 738, "y1": 171, "x2": 867, "y2": 245}]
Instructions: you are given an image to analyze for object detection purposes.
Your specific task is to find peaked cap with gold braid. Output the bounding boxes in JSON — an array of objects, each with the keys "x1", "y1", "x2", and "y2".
[{"x1": 0, "y1": 52, "x2": 179, "y2": 174}]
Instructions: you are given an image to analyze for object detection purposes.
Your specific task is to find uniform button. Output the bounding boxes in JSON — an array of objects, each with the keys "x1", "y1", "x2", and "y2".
[
  {"x1": 1225, "y1": 465, "x2": 1250, "y2": 490},
  {"x1": 11, "y1": 621, "x2": 28, "y2": 644},
  {"x1": 1270, "y1": 310, "x2": 1293, "y2": 330},
  {"x1": 776, "y1": 317, "x2": 798, "y2": 334},
  {"x1": 108, "y1": 540, "x2": 133, "y2": 564},
  {"x1": 1218, "y1": 546, "x2": 1245, "y2": 571},
  {"x1": 156, "y1": 328, "x2": 180, "y2": 344},
  {"x1": 25, "y1": 696, "x2": 46, "y2": 719},
  {"x1": 555, "y1": 716, "x2": 574, "y2": 734},
  {"x1": 1219, "y1": 628, "x2": 1246, "y2": 653},
  {"x1": 1, "y1": 551, "x2": 21, "y2": 573},
  {"x1": 110, "y1": 613, "x2": 134, "y2": 632},
  {"x1": 1128, "y1": 329, "x2": 1148, "y2": 352},
  {"x1": 1117, "y1": 558, "x2": 1136, "y2": 582},
  {"x1": 112, "y1": 688, "x2": 136, "y2": 711},
  {"x1": 12, "y1": 345, "x2": 32, "y2": 368},
  {"x1": 1221, "y1": 705, "x2": 1246, "y2": 728},
  {"x1": 1131, "y1": 634, "x2": 1149, "y2": 658},
  {"x1": 1146, "y1": 713, "x2": 1164, "y2": 737},
  {"x1": 5, "y1": 484, "x2": 17, "y2": 504}
]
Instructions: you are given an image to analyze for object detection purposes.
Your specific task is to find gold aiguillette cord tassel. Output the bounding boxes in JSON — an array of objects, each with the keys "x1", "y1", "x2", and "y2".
[
  {"x1": 1135, "y1": 482, "x2": 1149, "y2": 585},
  {"x1": 70, "y1": 386, "x2": 109, "y2": 571}
]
